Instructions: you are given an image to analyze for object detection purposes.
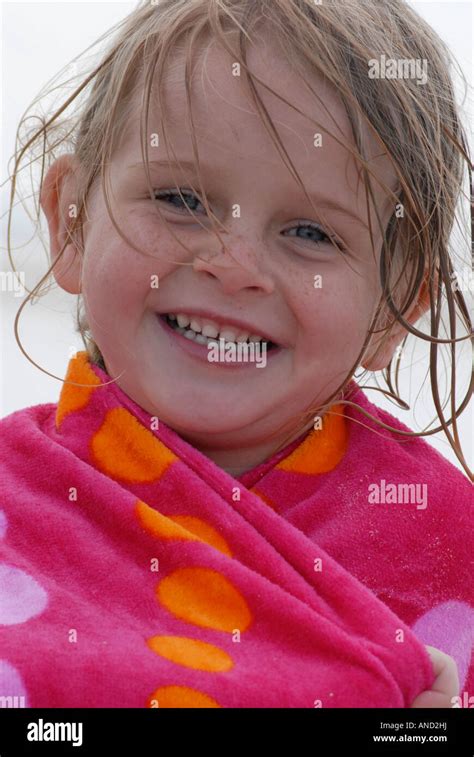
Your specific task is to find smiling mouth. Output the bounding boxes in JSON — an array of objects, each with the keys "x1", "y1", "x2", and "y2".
[{"x1": 159, "y1": 313, "x2": 279, "y2": 350}]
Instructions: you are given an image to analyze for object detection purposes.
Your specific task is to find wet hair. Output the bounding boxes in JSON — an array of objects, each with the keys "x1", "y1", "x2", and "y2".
[{"x1": 6, "y1": 0, "x2": 473, "y2": 477}]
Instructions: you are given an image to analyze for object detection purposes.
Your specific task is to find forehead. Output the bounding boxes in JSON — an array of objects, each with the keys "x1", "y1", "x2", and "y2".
[{"x1": 120, "y1": 30, "x2": 398, "y2": 223}]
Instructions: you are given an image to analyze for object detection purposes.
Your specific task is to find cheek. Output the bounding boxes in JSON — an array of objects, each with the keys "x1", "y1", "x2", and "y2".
[
  {"x1": 82, "y1": 245, "x2": 138, "y2": 307},
  {"x1": 296, "y1": 274, "x2": 375, "y2": 344},
  {"x1": 81, "y1": 222, "x2": 162, "y2": 317}
]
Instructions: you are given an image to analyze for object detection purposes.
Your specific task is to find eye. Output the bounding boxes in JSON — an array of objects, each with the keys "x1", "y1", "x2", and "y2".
[
  {"x1": 153, "y1": 188, "x2": 205, "y2": 214},
  {"x1": 283, "y1": 222, "x2": 345, "y2": 251},
  {"x1": 152, "y1": 191, "x2": 345, "y2": 251}
]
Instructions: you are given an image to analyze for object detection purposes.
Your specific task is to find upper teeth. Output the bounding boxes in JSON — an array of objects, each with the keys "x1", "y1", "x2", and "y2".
[{"x1": 168, "y1": 313, "x2": 268, "y2": 344}]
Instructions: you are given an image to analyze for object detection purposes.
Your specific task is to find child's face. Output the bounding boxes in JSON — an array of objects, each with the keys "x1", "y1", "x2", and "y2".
[{"x1": 51, "y1": 34, "x2": 399, "y2": 451}]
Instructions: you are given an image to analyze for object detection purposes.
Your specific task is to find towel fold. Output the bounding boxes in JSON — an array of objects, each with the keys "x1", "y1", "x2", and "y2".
[{"x1": 0, "y1": 351, "x2": 472, "y2": 707}]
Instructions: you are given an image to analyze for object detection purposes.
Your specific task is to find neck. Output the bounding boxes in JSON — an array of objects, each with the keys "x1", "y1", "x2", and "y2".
[{"x1": 182, "y1": 419, "x2": 315, "y2": 478}]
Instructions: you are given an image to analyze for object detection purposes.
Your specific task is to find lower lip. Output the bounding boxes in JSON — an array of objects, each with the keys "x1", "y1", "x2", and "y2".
[{"x1": 155, "y1": 314, "x2": 283, "y2": 368}]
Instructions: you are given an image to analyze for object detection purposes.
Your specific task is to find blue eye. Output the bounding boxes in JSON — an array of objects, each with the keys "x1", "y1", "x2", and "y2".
[
  {"x1": 283, "y1": 223, "x2": 343, "y2": 250},
  {"x1": 285, "y1": 224, "x2": 329, "y2": 244},
  {"x1": 153, "y1": 189, "x2": 204, "y2": 213},
  {"x1": 153, "y1": 189, "x2": 345, "y2": 251}
]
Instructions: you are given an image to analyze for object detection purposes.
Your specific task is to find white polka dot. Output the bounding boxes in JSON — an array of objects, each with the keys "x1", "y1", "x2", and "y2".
[
  {"x1": 0, "y1": 564, "x2": 48, "y2": 625},
  {"x1": 0, "y1": 659, "x2": 28, "y2": 706}
]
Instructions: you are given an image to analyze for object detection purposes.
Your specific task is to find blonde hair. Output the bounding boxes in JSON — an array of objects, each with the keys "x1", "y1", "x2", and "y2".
[{"x1": 6, "y1": 0, "x2": 473, "y2": 477}]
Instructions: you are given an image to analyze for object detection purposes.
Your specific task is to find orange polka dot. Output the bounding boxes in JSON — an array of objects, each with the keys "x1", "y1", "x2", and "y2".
[
  {"x1": 90, "y1": 408, "x2": 177, "y2": 482},
  {"x1": 56, "y1": 351, "x2": 102, "y2": 429},
  {"x1": 147, "y1": 635, "x2": 233, "y2": 672},
  {"x1": 157, "y1": 567, "x2": 252, "y2": 633},
  {"x1": 135, "y1": 501, "x2": 232, "y2": 556},
  {"x1": 277, "y1": 403, "x2": 348, "y2": 474},
  {"x1": 147, "y1": 685, "x2": 221, "y2": 708}
]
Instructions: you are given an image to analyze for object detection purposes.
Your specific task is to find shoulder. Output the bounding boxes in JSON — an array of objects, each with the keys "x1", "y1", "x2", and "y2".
[
  {"x1": 0, "y1": 403, "x2": 57, "y2": 454},
  {"x1": 344, "y1": 384, "x2": 472, "y2": 498}
]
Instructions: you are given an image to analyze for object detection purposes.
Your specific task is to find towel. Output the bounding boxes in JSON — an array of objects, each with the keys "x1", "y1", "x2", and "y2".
[{"x1": 0, "y1": 350, "x2": 472, "y2": 708}]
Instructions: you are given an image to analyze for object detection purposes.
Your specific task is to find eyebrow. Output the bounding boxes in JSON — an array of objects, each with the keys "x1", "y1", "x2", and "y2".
[{"x1": 127, "y1": 159, "x2": 365, "y2": 226}]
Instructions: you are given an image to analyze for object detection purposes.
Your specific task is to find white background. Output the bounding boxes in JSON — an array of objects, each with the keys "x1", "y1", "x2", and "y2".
[{"x1": 1, "y1": 1, "x2": 472, "y2": 475}]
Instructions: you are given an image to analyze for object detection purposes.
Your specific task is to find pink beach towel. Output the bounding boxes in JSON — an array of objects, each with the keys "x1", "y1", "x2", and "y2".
[{"x1": 0, "y1": 351, "x2": 472, "y2": 707}]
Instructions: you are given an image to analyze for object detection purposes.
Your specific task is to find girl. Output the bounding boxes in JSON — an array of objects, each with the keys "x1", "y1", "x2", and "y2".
[{"x1": 1, "y1": 0, "x2": 471, "y2": 708}]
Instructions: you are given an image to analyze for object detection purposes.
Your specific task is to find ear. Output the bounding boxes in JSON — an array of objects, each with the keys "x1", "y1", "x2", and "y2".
[
  {"x1": 40, "y1": 154, "x2": 83, "y2": 294},
  {"x1": 361, "y1": 273, "x2": 434, "y2": 371}
]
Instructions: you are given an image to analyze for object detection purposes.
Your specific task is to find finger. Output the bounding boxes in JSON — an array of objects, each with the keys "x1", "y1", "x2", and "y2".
[
  {"x1": 424, "y1": 645, "x2": 460, "y2": 698},
  {"x1": 411, "y1": 690, "x2": 454, "y2": 709}
]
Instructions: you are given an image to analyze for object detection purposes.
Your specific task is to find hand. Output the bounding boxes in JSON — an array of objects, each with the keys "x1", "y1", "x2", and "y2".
[{"x1": 411, "y1": 644, "x2": 459, "y2": 708}]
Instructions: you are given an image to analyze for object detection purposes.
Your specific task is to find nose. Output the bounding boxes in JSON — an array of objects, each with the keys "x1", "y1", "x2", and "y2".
[{"x1": 192, "y1": 237, "x2": 274, "y2": 295}]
